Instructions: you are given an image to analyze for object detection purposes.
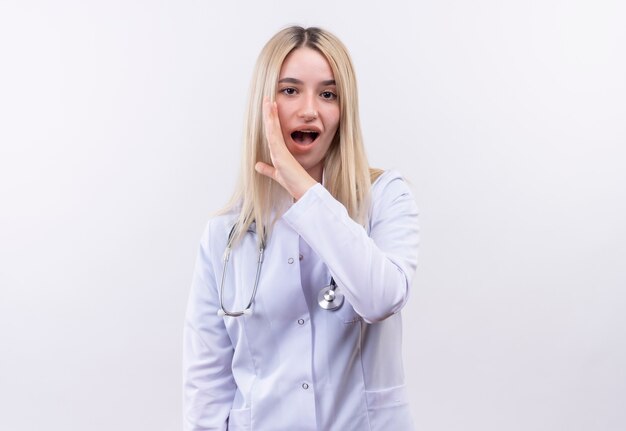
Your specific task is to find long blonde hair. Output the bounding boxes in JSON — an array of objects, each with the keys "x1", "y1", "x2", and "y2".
[{"x1": 223, "y1": 26, "x2": 376, "y2": 246}]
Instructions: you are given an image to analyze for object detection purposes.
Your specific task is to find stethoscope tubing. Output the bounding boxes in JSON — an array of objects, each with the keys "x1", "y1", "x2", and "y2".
[
  {"x1": 218, "y1": 225, "x2": 264, "y2": 317},
  {"x1": 217, "y1": 224, "x2": 342, "y2": 317}
]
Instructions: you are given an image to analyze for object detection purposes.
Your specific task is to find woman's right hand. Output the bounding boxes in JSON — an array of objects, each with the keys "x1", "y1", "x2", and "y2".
[{"x1": 255, "y1": 98, "x2": 317, "y2": 201}]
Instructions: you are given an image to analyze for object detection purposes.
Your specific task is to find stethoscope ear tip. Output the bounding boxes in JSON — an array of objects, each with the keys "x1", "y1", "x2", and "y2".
[
  {"x1": 217, "y1": 309, "x2": 226, "y2": 317},
  {"x1": 243, "y1": 308, "x2": 253, "y2": 316}
]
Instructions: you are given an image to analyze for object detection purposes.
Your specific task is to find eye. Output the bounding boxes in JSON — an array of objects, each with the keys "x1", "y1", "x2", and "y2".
[
  {"x1": 321, "y1": 91, "x2": 337, "y2": 100},
  {"x1": 280, "y1": 87, "x2": 297, "y2": 96}
]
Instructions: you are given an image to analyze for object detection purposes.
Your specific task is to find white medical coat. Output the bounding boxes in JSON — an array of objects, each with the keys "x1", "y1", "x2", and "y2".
[{"x1": 183, "y1": 170, "x2": 420, "y2": 431}]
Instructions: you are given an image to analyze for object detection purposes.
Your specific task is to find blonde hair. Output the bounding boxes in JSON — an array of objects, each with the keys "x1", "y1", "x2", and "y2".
[{"x1": 223, "y1": 26, "x2": 376, "y2": 245}]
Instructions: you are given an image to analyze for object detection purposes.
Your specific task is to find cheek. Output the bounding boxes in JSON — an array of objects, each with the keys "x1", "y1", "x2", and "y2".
[
  {"x1": 327, "y1": 110, "x2": 340, "y2": 136},
  {"x1": 319, "y1": 103, "x2": 339, "y2": 130}
]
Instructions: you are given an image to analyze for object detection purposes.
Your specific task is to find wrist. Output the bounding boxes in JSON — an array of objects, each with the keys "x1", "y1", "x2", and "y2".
[{"x1": 293, "y1": 177, "x2": 317, "y2": 201}]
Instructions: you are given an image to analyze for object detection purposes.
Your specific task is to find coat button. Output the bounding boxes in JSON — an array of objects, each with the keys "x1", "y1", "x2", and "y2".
[
  {"x1": 302, "y1": 383, "x2": 309, "y2": 390},
  {"x1": 297, "y1": 318, "x2": 305, "y2": 325},
  {"x1": 287, "y1": 257, "x2": 294, "y2": 264},
  {"x1": 299, "y1": 253, "x2": 304, "y2": 261}
]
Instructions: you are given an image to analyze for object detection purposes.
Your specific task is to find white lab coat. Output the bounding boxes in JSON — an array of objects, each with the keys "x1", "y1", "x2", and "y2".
[{"x1": 183, "y1": 170, "x2": 420, "y2": 431}]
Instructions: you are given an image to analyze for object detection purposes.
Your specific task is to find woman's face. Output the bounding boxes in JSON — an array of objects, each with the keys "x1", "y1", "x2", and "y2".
[{"x1": 276, "y1": 47, "x2": 340, "y2": 183}]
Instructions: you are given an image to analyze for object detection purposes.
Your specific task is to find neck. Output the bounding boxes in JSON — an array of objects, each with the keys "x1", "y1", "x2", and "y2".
[{"x1": 307, "y1": 164, "x2": 324, "y2": 184}]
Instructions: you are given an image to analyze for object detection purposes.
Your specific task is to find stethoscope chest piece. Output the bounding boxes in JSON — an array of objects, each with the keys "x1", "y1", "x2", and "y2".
[{"x1": 318, "y1": 281, "x2": 344, "y2": 310}]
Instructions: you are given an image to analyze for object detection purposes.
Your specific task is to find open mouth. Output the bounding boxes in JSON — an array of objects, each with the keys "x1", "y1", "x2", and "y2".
[{"x1": 291, "y1": 130, "x2": 319, "y2": 145}]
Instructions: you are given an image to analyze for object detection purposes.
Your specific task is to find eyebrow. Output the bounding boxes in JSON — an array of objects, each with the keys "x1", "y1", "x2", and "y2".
[{"x1": 278, "y1": 77, "x2": 336, "y2": 86}]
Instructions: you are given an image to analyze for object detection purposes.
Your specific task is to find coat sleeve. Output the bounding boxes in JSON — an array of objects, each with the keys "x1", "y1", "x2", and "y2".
[
  {"x1": 282, "y1": 171, "x2": 419, "y2": 323},
  {"x1": 183, "y1": 220, "x2": 236, "y2": 431}
]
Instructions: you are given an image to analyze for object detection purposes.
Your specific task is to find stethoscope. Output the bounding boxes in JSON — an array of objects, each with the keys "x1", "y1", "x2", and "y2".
[{"x1": 217, "y1": 225, "x2": 344, "y2": 317}]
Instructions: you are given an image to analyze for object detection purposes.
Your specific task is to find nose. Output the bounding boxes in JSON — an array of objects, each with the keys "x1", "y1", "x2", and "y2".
[
  {"x1": 300, "y1": 110, "x2": 318, "y2": 121},
  {"x1": 298, "y1": 94, "x2": 318, "y2": 121}
]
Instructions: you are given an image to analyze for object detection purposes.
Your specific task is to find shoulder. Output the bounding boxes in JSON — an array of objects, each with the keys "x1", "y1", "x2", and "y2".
[
  {"x1": 368, "y1": 170, "x2": 418, "y2": 228},
  {"x1": 198, "y1": 211, "x2": 238, "y2": 252},
  {"x1": 371, "y1": 169, "x2": 414, "y2": 201}
]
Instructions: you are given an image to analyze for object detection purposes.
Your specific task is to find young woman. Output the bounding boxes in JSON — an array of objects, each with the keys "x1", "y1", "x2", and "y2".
[{"x1": 183, "y1": 26, "x2": 419, "y2": 431}]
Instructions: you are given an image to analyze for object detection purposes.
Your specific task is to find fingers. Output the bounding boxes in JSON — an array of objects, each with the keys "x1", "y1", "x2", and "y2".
[
  {"x1": 262, "y1": 97, "x2": 275, "y2": 147},
  {"x1": 263, "y1": 98, "x2": 288, "y2": 158},
  {"x1": 261, "y1": 98, "x2": 281, "y2": 173}
]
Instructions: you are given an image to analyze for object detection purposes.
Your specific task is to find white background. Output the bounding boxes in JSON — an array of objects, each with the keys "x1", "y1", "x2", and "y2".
[{"x1": 1, "y1": 1, "x2": 625, "y2": 430}]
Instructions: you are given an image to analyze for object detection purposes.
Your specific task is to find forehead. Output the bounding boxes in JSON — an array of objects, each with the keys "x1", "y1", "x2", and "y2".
[{"x1": 279, "y1": 47, "x2": 334, "y2": 80}]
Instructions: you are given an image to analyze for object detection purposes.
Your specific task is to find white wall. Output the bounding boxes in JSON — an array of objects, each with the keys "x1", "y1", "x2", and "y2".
[{"x1": 1, "y1": 1, "x2": 624, "y2": 430}]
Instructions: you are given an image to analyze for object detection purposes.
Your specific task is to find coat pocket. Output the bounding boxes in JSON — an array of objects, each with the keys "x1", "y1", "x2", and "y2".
[
  {"x1": 330, "y1": 296, "x2": 362, "y2": 324},
  {"x1": 365, "y1": 385, "x2": 414, "y2": 430},
  {"x1": 228, "y1": 407, "x2": 251, "y2": 430},
  {"x1": 366, "y1": 384, "x2": 408, "y2": 409}
]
